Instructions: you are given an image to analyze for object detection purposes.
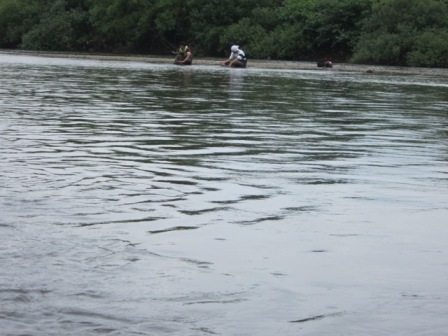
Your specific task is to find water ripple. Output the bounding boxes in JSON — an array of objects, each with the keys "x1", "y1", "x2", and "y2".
[{"x1": 1, "y1": 53, "x2": 448, "y2": 336}]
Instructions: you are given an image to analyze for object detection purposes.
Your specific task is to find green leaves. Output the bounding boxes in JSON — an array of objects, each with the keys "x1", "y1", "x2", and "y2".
[
  {"x1": 0, "y1": 0, "x2": 41, "y2": 47},
  {"x1": 407, "y1": 30, "x2": 448, "y2": 68},
  {"x1": 1, "y1": 0, "x2": 447, "y2": 67},
  {"x1": 352, "y1": 0, "x2": 448, "y2": 66},
  {"x1": 21, "y1": 1, "x2": 90, "y2": 51},
  {"x1": 88, "y1": 0, "x2": 153, "y2": 51}
]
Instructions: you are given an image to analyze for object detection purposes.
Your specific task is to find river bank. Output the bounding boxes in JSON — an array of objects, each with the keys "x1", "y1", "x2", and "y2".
[{"x1": 2, "y1": 49, "x2": 448, "y2": 77}]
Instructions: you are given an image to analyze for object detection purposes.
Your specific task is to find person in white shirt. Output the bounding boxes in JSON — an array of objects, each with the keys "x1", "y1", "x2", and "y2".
[{"x1": 221, "y1": 45, "x2": 247, "y2": 68}]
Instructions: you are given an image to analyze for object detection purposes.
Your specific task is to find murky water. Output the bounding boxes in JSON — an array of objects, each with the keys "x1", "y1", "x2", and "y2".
[{"x1": 1, "y1": 52, "x2": 448, "y2": 336}]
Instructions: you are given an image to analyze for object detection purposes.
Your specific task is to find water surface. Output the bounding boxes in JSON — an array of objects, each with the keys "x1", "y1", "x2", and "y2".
[{"x1": 1, "y1": 52, "x2": 448, "y2": 335}]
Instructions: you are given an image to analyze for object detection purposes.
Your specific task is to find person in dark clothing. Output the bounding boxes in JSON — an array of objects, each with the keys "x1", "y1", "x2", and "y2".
[
  {"x1": 317, "y1": 60, "x2": 333, "y2": 68},
  {"x1": 174, "y1": 42, "x2": 193, "y2": 65}
]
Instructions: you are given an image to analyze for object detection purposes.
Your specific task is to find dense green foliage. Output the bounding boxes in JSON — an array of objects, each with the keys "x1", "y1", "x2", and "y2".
[
  {"x1": 1, "y1": 0, "x2": 447, "y2": 67},
  {"x1": 352, "y1": 0, "x2": 448, "y2": 67}
]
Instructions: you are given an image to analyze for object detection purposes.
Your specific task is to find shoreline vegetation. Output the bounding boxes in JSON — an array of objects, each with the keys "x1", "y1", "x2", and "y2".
[
  {"x1": 3, "y1": 49, "x2": 448, "y2": 77},
  {"x1": 2, "y1": 1, "x2": 447, "y2": 68}
]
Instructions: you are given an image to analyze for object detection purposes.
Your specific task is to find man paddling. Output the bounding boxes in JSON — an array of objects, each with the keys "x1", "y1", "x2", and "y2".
[{"x1": 221, "y1": 45, "x2": 247, "y2": 68}]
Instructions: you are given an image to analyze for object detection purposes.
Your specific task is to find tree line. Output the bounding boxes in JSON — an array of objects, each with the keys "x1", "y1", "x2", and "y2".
[{"x1": 1, "y1": 0, "x2": 447, "y2": 67}]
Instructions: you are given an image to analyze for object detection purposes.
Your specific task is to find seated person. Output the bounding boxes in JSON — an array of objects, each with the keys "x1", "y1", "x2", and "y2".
[
  {"x1": 174, "y1": 42, "x2": 193, "y2": 65},
  {"x1": 317, "y1": 60, "x2": 333, "y2": 68},
  {"x1": 221, "y1": 45, "x2": 247, "y2": 68}
]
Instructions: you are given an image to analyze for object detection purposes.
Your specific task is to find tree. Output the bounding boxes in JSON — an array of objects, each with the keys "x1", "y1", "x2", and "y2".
[
  {"x1": 184, "y1": 0, "x2": 276, "y2": 56},
  {"x1": 406, "y1": 30, "x2": 448, "y2": 68},
  {"x1": 303, "y1": 0, "x2": 372, "y2": 60},
  {"x1": 21, "y1": 0, "x2": 91, "y2": 51},
  {"x1": 88, "y1": 0, "x2": 154, "y2": 52},
  {"x1": 0, "y1": 0, "x2": 42, "y2": 48},
  {"x1": 352, "y1": 0, "x2": 448, "y2": 67},
  {"x1": 260, "y1": 0, "x2": 372, "y2": 61},
  {"x1": 1, "y1": 0, "x2": 447, "y2": 67}
]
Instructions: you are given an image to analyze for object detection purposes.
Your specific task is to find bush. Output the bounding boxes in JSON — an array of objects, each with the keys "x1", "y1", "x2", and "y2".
[
  {"x1": 351, "y1": 33, "x2": 413, "y2": 65},
  {"x1": 406, "y1": 30, "x2": 448, "y2": 68},
  {"x1": 220, "y1": 18, "x2": 271, "y2": 59},
  {"x1": 352, "y1": 0, "x2": 448, "y2": 67},
  {"x1": 0, "y1": 0, "x2": 41, "y2": 48},
  {"x1": 21, "y1": 8, "x2": 90, "y2": 51}
]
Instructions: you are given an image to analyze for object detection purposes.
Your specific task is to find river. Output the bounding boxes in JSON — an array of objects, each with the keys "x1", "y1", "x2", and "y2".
[{"x1": 1, "y1": 52, "x2": 447, "y2": 336}]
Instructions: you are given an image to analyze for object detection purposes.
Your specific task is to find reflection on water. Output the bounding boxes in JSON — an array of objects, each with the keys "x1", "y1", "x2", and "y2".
[{"x1": 1, "y1": 52, "x2": 448, "y2": 336}]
